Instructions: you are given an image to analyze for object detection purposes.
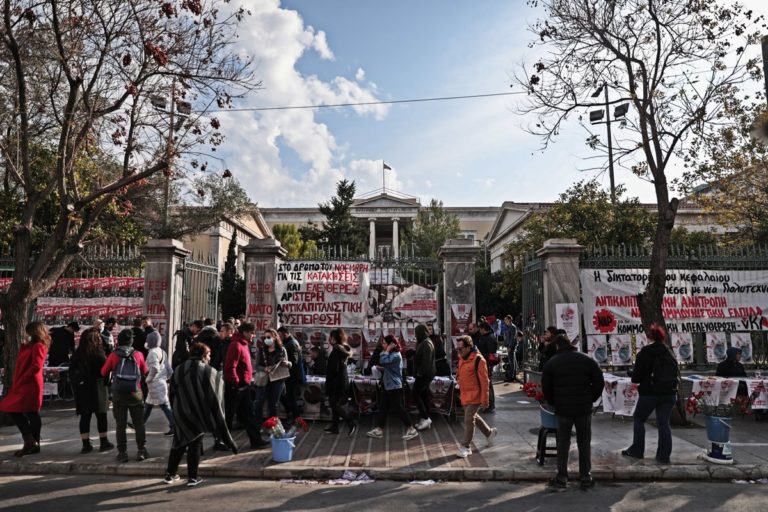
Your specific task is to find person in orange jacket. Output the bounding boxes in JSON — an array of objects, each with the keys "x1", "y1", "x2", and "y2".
[{"x1": 455, "y1": 335, "x2": 497, "y2": 458}]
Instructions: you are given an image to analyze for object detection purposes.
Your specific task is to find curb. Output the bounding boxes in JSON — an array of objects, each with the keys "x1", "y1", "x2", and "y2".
[{"x1": 1, "y1": 459, "x2": 765, "y2": 482}]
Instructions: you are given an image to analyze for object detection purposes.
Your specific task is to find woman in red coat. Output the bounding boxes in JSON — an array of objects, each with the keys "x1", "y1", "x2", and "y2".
[{"x1": 0, "y1": 321, "x2": 50, "y2": 457}]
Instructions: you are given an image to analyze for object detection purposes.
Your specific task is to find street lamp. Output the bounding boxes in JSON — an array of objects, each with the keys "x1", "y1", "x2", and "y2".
[
  {"x1": 152, "y1": 80, "x2": 190, "y2": 232},
  {"x1": 588, "y1": 82, "x2": 630, "y2": 204}
]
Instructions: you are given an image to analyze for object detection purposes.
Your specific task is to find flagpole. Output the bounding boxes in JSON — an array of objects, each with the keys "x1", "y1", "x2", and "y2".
[{"x1": 382, "y1": 160, "x2": 385, "y2": 192}]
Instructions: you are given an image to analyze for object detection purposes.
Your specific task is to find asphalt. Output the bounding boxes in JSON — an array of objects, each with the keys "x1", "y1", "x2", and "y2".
[{"x1": 1, "y1": 380, "x2": 767, "y2": 482}]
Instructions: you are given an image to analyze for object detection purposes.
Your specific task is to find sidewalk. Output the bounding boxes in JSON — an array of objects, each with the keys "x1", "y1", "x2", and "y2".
[{"x1": 1, "y1": 382, "x2": 767, "y2": 482}]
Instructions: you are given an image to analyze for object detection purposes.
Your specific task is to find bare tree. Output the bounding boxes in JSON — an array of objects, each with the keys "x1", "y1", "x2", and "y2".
[
  {"x1": 0, "y1": 0, "x2": 258, "y2": 386},
  {"x1": 516, "y1": 0, "x2": 765, "y2": 329}
]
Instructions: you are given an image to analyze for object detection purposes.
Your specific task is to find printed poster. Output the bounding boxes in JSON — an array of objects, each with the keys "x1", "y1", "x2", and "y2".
[
  {"x1": 670, "y1": 332, "x2": 694, "y2": 364},
  {"x1": 706, "y1": 332, "x2": 728, "y2": 363},
  {"x1": 556, "y1": 302, "x2": 580, "y2": 344},
  {"x1": 586, "y1": 335, "x2": 608, "y2": 365},
  {"x1": 609, "y1": 334, "x2": 633, "y2": 366},
  {"x1": 730, "y1": 332, "x2": 754, "y2": 364}
]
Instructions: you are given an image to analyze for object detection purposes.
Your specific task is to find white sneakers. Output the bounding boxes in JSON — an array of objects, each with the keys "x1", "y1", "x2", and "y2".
[
  {"x1": 415, "y1": 418, "x2": 432, "y2": 431},
  {"x1": 402, "y1": 427, "x2": 419, "y2": 440},
  {"x1": 456, "y1": 446, "x2": 472, "y2": 458},
  {"x1": 367, "y1": 426, "x2": 420, "y2": 440},
  {"x1": 486, "y1": 428, "x2": 498, "y2": 447}
]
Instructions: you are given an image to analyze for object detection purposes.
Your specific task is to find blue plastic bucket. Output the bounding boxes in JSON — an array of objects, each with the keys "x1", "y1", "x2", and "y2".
[
  {"x1": 704, "y1": 415, "x2": 731, "y2": 444},
  {"x1": 271, "y1": 435, "x2": 296, "y2": 463},
  {"x1": 540, "y1": 406, "x2": 558, "y2": 429}
]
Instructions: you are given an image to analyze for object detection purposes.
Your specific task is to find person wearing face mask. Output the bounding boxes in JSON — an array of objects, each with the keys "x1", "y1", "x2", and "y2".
[{"x1": 254, "y1": 329, "x2": 292, "y2": 431}]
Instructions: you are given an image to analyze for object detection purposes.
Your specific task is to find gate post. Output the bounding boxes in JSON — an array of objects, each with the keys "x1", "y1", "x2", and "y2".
[
  {"x1": 243, "y1": 238, "x2": 286, "y2": 332},
  {"x1": 141, "y1": 239, "x2": 190, "y2": 352},
  {"x1": 536, "y1": 238, "x2": 584, "y2": 330},
  {"x1": 438, "y1": 239, "x2": 481, "y2": 350}
]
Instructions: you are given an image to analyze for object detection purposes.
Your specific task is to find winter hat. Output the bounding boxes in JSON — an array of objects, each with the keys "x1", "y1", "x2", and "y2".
[
  {"x1": 117, "y1": 329, "x2": 133, "y2": 346},
  {"x1": 415, "y1": 324, "x2": 428, "y2": 342},
  {"x1": 146, "y1": 330, "x2": 161, "y2": 349},
  {"x1": 726, "y1": 346, "x2": 742, "y2": 360}
]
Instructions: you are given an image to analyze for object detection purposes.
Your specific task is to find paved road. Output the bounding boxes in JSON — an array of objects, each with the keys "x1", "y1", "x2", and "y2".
[{"x1": 1, "y1": 475, "x2": 767, "y2": 512}]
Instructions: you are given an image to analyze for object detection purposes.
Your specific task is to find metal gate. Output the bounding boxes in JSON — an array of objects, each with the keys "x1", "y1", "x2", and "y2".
[
  {"x1": 181, "y1": 252, "x2": 219, "y2": 322},
  {"x1": 520, "y1": 252, "x2": 544, "y2": 369}
]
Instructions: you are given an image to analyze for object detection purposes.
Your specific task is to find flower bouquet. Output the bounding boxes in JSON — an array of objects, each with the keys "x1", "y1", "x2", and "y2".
[
  {"x1": 686, "y1": 392, "x2": 751, "y2": 418},
  {"x1": 262, "y1": 416, "x2": 310, "y2": 439},
  {"x1": 263, "y1": 416, "x2": 310, "y2": 463},
  {"x1": 523, "y1": 382, "x2": 556, "y2": 429}
]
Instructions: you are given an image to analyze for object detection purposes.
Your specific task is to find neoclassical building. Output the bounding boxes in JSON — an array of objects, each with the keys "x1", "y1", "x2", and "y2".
[
  {"x1": 261, "y1": 190, "x2": 499, "y2": 259},
  {"x1": 262, "y1": 189, "x2": 729, "y2": 272}
]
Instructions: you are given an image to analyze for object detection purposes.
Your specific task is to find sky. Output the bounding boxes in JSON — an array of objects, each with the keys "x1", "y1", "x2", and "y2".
[{"x1": 214, "y1": 0, "x2": 768, "y2": 208}]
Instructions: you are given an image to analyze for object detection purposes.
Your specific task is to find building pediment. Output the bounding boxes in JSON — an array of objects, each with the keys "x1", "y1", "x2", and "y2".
[{"x1": 351, "y1": 193, "x2": 420, "y2": 217}]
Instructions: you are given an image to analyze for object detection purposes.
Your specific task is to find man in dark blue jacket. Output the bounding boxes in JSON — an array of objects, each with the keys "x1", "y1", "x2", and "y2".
[{"x1": 542, "y1": 335, "x2": 604, "y2": 490}]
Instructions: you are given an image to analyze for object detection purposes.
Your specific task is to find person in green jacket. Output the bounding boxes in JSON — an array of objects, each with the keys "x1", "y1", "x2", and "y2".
[{"x1": 413, "y1": 324, "x2": 436, "y2": 431}]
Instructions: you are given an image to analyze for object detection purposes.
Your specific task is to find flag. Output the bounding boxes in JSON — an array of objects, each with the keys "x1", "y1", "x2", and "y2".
[{"x1": 383, "y1": 162, "x2": 392, "y2": 170}]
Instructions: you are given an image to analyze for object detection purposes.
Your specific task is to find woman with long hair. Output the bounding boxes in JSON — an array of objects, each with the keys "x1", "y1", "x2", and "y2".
[
  {"x1": 254, "y1": 328, "x2": 291, "y2": 429},
  {"x1": 0, "y1": 321, "x2": 50, "y2": 457},
  {"x1": 71, "y1": 327, "x2": 114, "y2": 453},
  {"x1": 325, "y1": 328, "x2": 357, "y2": 435}
]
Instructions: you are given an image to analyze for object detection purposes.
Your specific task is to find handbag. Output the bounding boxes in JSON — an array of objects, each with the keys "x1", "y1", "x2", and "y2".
[
  {"x1": 253, "y1": 369, "x2": 269, "y2": 387},
  {"x1": 268, "y1": 363, "x2": 291, "y2": 382}
]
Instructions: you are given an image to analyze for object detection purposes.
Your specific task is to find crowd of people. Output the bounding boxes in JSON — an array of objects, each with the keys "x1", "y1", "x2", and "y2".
[{"x1": 4, "y1": 312, "x2": 742, "y2": 491}]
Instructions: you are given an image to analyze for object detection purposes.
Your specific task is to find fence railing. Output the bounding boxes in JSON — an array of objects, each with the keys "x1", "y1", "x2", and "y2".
[{"x1": 181, "y1": 251, "x2": 219, "y2": 322}]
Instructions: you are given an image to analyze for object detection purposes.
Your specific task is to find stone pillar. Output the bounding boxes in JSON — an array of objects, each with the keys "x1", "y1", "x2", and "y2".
[
  {"x1": 141, "y1": 239, "x2": 190, "y2": 353},
  {"x1": 536, "y1": 238, "x2": 584, "y2": 329},
  {"x1": 392, "y1": 217, "x2": 400, "y2": 259},
  {"x1": 243, "y1": 238, "x2": 287, "y2": 332},
  {"x1": 368, "y1": 218, "x2": 376, "y2": 260},
  {"x1": 438, "y1": 239, "x2": 482, "y2": 356}
]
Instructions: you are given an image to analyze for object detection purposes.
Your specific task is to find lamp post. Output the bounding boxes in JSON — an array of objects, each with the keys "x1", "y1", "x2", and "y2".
[
  {"x1": 589, "y1": 83, "x2": 629, "y2": 204},
  {"x1": 151, "y1": 80, "x2": 191, "y2": 232}
]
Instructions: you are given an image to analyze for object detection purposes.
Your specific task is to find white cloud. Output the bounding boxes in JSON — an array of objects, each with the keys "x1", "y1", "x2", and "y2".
[
  {"x1": 355, "y1": 68, "x2": 366, "y2": 81},
  {"x1": 346, "y1": 159, "x2": 404, "y2": 193},
  {"x1": 215, "y1": 0, "x2": 390, "y2": 206}
]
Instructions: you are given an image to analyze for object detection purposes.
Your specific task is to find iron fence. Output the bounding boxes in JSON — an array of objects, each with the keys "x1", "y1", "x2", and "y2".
[{"x1": 181, "y1": 251, "x2": 219, "y2": 322}]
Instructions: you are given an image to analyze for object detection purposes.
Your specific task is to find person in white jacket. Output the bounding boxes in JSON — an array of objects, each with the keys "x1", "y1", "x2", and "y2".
[{"x1": 143, "y1": 330, "x2": 174, "y2": 436}]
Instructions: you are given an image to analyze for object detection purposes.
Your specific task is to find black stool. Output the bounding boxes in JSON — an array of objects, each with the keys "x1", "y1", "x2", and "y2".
[{"x1": 535, "y1": 426, "x2": 558, "y2": 465}]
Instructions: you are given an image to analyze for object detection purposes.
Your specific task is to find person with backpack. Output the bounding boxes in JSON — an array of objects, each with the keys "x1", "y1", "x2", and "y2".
[
  {"x1": 455, "y1": 335, "x2": 496, "y2": 458},
  {"x1": 621, "y1": 323, "x2": 679, "y2": 464},
  {"x1": 101, "y1": 328, "x2": 149, "y2": 463},
  {"x1": 143, "y1": 329, "x2": 174, "y2": 436}
]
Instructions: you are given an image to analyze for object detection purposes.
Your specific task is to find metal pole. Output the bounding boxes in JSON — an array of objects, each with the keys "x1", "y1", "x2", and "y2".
[
  {"x1": 604, "y1": 82, "x2": 616, "y2": 204},
  {"x1": 163, "y1": 78, "x2": 177, "y2": 231},
  {"x1": 762, "y1": 36, "x2": 768, "y2": 103}
]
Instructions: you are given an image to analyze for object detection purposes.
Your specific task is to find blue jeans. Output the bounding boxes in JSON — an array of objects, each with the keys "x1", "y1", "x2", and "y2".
[
  {"x1": 626, "y1": 394, "x2": 676, "y2": 462},
  {"x1": 254, "y1": 380, "x2": 285, "y2": 426},
  {"x1": 143, "y1": 402, "x2": 174, "y2": 429}
]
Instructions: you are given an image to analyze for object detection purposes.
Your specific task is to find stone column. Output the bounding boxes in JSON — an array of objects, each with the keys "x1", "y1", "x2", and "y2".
[
  {"x1": 368, "y1": 218, "x2": 376, "y2": 260},
  {"x1": 392, "y1": 217, "x2": 400, "y2": 259},
  {"x1": 243, "y1": 238, "x2": 287, "y2": 332},
  {"x1": 438, "y1": 239, "x2": 482, "y2": 357},
  {"x1": 536, "y1": 238, "x2": 584, "y2": 329},
  {"x1": 141, "y1": 239, "x2": 190, "y2": 353}
]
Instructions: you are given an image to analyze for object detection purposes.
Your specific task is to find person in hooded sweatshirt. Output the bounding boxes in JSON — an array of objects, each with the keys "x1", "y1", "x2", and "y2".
[
  {"x1": 716, "y1": 347, "x2": 748, "y2": 397},
  {"x1": 143, "y1": 329, "x2": 174, "y2": 436},
  {"x1": 101, "y1": 329, "x2": 149, "y2": 463}
]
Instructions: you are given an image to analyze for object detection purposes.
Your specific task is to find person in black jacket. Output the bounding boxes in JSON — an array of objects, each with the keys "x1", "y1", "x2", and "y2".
[
  {"x1": 413, "y1": 324, "x2": 436, "y2": 430},
  {"x1": 324, "y1": 328, "x2": 356, "y2": 436},
  {"x1": 537, "y1": 326, "x2": 558, "y2": 372},
  {"x1": 172, "y1": 321, "x2": 201, "y2": 369},
  {"x1": 542, "y1": 334, "x2": 604, "y2": 490},
  {"x1": 621, "y1": 323, "x2": 679, "y2": 464},
  {"x1": 308, "y1": 346, "x2": 327, "y2": 376},
  {"x1": 131, "y1": 318, "x2": 147, "y2": 358},
  {"x1": 49, "y1": 322, "x2": 79, "y2": 366},
  {"x1": 476, "y1": 322, "x2": 498, "y2": 413},
  {"x1": 716, "y1": 347, "x2": 748, "y2": 397},
  {"x1": 278, "y1": 326, "x2": 303, "y2": 420},
  {"x1": 71, "y1": 328, "x2": 114, "y2": 453}
]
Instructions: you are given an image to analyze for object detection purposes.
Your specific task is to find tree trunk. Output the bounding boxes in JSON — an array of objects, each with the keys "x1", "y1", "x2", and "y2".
[{"x1": 0, "y1": 292, "x2": 34, "y2": 393}]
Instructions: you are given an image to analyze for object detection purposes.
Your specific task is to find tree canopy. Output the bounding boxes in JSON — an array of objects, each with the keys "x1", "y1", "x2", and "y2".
[
  {"x1": 404, "y1": 199, "x2": 461, "y2": 260},
  {"x1": 300, "y1": 179, "x2": 368, "y2": 257},
  {"x1": 517, "y1": 0, "x2": 765, "y2": 328},
  {"x1": 272, "y1": 224, "x2": 318, "y2": 259}
]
